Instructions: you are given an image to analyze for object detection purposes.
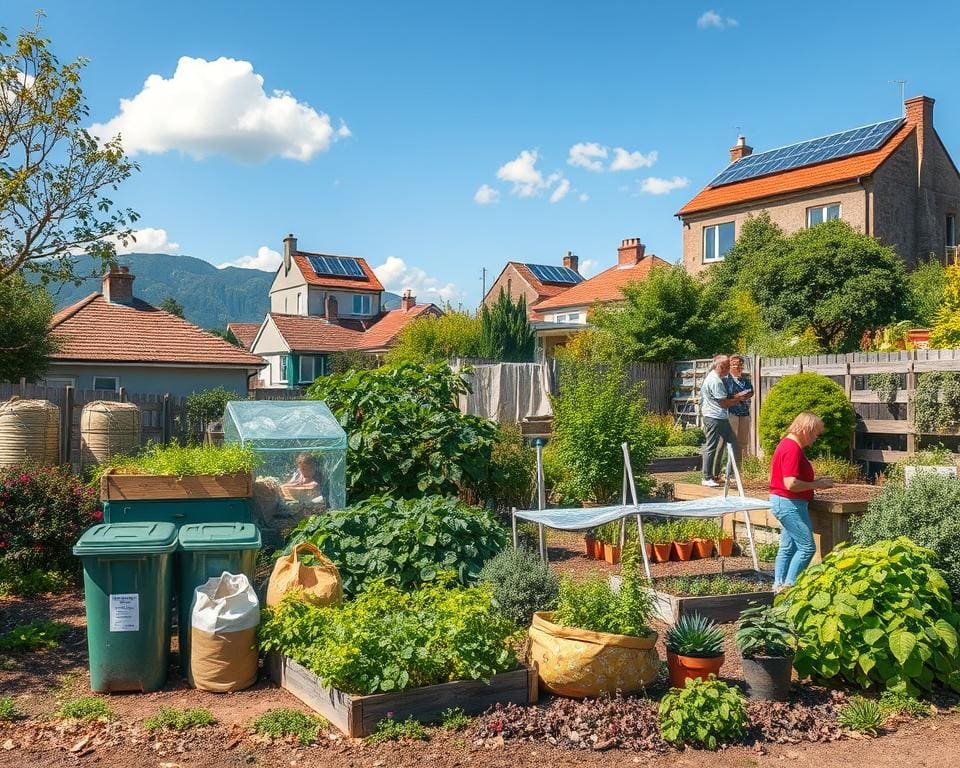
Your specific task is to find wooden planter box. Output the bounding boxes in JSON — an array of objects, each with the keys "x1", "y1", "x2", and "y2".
[
  {"x1": 648, "y1": 455, "x2": 701, "y2": 473},
  {"x1": 267, "y1": 654, "x2": 538, "y2": 737},
  {"x1": 646, "y1": 580, "x2": 774, "y2": 624},
  {"x1": 100, "y1": 470, "x2": 252, "y2": 501}
]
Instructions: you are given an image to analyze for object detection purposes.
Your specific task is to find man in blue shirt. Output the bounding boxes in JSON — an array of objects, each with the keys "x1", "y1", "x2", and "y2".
[
  {"x1": 724, "y1": 354, "x2": 754, "y2": 469},
  {"x1": 700, "y1": 354, "x2": 752, "y2": 487}
]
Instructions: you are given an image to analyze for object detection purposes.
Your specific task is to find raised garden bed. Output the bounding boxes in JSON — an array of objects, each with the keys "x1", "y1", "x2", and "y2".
[
  {"x1": 648, "y1": 455, "x2": 701, "y2": 473},
  {"x1": 266, "y1": 654, "x2": 538, "y2": 737},
  {"x1": 99, "y1": 469, "x2": 252, "y2": 501}
]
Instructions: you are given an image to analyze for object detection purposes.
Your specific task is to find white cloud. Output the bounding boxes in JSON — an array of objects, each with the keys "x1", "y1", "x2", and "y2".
[
  {"x1": 497, "y1": 149, "x2": 565, "y2": 198},
  {"x1": 474, "y1": 184, "x2": 500, "y2": 205},
  {"x1": 567, "y1": 142, "x2": 608, "y2": 172},
  {"x1": 373, "y1": 256, "x2": 460, "y2": 301},
  {"x1": 697, "y1": 10, "x2": 738, "y2": 29},
  {"x1": 578, "y1": 193, "x2": 590, "y2": 203},
  {"x1": 610, "y1": 147, "x2": 658, "y2": 171},
  {"x1": 549, "y1": 178, "x2": 571, "y2": 203},
  {"x1": 91, "y1": 56, "x2": 349, "y2": 163},
  {"x1": 639, "y1": 176, "x2": 691, "y2": 195},
  {"x1": 579, "y1": 258, "x2": 599, "y2": 277},
  {"x1": 218, "y1": 246, "x2": 283, "y2": 271},
  {"x1": 111, "y1": 227, "x2": 181, "y2": 255}
]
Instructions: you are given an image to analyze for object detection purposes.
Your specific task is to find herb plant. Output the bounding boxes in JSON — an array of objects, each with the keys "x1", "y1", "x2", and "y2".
[
  {"x1": 837, "y1": 696, "x2": 883, "y2": 735},
  {"x1": 665, "y1": 614, "x2": 724, "y2": 658},
  {"x1": 252, "y1": 709, "x2": 326, "y2": 744},
  {"x1": 479, "y1": 548, "x2": 559, "y2": 628},
  {"x1": 735, "y1": 605, "x2": 796, "y2": 658},
  {"x1": 58, "y1": 697, "x2": 114, "y2": 721},
  {"x1": 144, "y1": 707, "x2": 215, "y2": 731},
  {"x1": 100, "y1": 442, "x2": 260, "y2": 477},
  {"x1": 439, "y1": 707, "x2": 472, "y2": 730},
  {"x1": 658, "y1": 676, "x2": 748, "y2": 750},
  {"x1": 0, "y1": 697, "x2": 20, "y2": 721},
  {"x1": 0, "y1": 620, "x2": 70, "y2": 652}
]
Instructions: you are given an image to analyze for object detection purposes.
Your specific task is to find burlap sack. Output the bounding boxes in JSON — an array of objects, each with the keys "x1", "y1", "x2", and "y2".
[
  {"x1": 528, "y1": 611, "x2": 660, "y2": 698},
  {"x1": 266, "y1": 542, "x2": 342, "y2": 608},
  {"x1": 189, "y1": 573, "x2": 260, "y2": 692}
]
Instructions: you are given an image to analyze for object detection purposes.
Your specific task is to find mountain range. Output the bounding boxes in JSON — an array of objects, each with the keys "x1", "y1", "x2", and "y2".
[{"x1": 42, "y1": 253, "x2": 400, "y2": 329}]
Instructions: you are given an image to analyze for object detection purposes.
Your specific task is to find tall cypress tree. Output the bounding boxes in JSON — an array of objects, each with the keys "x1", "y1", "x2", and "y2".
[{"x1": 480, "y1": 289, "x2": 536, "y2": 361}]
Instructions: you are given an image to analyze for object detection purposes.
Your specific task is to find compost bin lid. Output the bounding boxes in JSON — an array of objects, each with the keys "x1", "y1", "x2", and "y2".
[
  {"x1": 178, "y1": 522, "x2": 262, "y2": 551},
  {"x1": 73, "y1": 522, "x2": 178, "y2": 557}
]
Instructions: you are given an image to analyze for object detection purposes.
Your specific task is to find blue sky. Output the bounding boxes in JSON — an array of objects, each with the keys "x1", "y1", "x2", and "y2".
[{"x1": 8, "y1": 1, "x2": 960, "y2": 307}]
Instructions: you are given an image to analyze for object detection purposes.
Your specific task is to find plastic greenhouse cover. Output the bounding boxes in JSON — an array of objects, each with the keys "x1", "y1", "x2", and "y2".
[
  {"x1": 514, "y1": 495, "x2": 771, "y2": 530},
  {"x1": 223, "y1": 400, "x2": 347, "y2": 451}
]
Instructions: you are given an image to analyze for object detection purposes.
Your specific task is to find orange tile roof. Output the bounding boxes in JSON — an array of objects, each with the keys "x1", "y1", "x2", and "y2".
[
  {"x1": 677, "y1": 122, "x2": 915, "y2": 217},
  {"x1": 269, "y1": 304, "x2": 439, "y2": 353},
  {"x1": 226, "y1": 322, "x2": 260, "y2": 350},
  {"x1": 292, "y1": 251, "x2": 384, "y2": 291},
  {"x1": 50, "y1": 294, "x2": 265, "y2": 367},
  {"x1": 512, "y1": 263, "x2": 580, "y2": 300},
  {"x1": 533, "y1": 256, "x2": 671, "y2": 313},
  {"x1": 360, "y1": 304, "x2": 441, "y2": 351}
]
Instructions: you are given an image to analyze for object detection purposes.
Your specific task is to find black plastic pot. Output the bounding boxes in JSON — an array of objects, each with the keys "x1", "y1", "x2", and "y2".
[{"x1": 741, "y1": 654, "x2": 793, "y2": 701}]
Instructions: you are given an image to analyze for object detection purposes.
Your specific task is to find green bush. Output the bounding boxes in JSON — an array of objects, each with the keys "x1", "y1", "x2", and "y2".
[
  {"x1": 652, "y1": 445, "x2": 700, "y2": 459},
  {"x1": 260, "y1": 578, "x2": 516, "y2": 695},
  {"x1": 779, "y1": 538, "x2": 960, "y2": 694},
  {"x1": 385, "y1": 312, "x2": 483, "y2": 365},
  {"x1": 666, "y1": 426, "x2": 705, "y2": 447},
  {"x1": 0, "y1": 568, "x2": 72, "y2": 596},
  {"x1": 0, "y1": 620, "x2": 70, "y2": 652},
  {"x1": 476, "y1": 425, "x2": 535, "y2": 512},
  {"x1": 252, "y1": 708, "x2": 326, "y2": 744},
  {"x1": 885, "y1": 447, "x2": 956, "y2": 484},
  {"x1": 758, "y1": 373, "x2": 855, "y2": 458},
  {"x1": 479, "y1": 548, "x2": 559, "y2": 628},
  {"x1": 185, "y1": 386, "x2": 235, "y2": 434},
  {"x1": 658, "y1": 676, "x2": 748, "y2": 749},
  {"x1": 850, "y1": 473, "x2": 960, "y2": 595},
  {"x1": 287, "y1": 495, "x2": 506, "y2": 597},
  {"x1": 367, "y1": 715, "x2": 429, "y2": 743},
  {"x1": 307, "y1": 363, "x2": 496, "y2": 501},
  {"x1": 100, "y1": 442, "x2": 260, "y2": 478},
  {"x1": 144, "y1": 707, "x2": 215, "y2": 731}
]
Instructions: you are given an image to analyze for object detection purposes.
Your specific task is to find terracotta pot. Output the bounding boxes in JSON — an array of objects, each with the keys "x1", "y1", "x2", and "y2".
[
  {"x1": 652, "y1": 542, "x2": 672, "y2": 563},
  {"x1": 718, "y1": 537, "x2": 734, "y2": 557},
  {"x1": 692, "y1": 538, "x2": 714, "y2": 559},
  {"x1": 672, "y1": 541, "x2": 694, "y2": 561},
  {"x1": 667, "y1": 651, "x2": 725, "y2": 688},
  {"x1": 585, "y1": 535, "x2": 598, "y2": 559},
  {"x1": 603, "y1": 543, "x2": 621, "y2": 565},
  {"x1": 645, "y1": 542, "x2": 653, "y2": 562}
]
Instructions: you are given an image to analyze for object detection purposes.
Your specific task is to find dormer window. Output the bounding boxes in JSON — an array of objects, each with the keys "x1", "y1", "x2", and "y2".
[{"x1": 352, "y1": 295, "x2": 371, "y2": 315}]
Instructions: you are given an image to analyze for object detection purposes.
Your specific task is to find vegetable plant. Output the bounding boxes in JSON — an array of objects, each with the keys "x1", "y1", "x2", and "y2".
[
  {"x1": 287, "y1": 494, "x2": 506, "y2": 597},
  {"x1": 99, "y1": 442, "x2": 260, "y2": 477},
  {"x1": 758, "y1": 373, "x2": 856, "y2": 458},
  {"x1": 252, "y1": 709, "x2": 326, "y2": 744},
  {"x1": 779, "y1": 538, "x2": 960, "y2": 694},
  {"x1": 0, "y1": 620, "x2": 70, "y2": 652},
  {"x1": 837, "y1": 696, "x2": 883, "y2": 735},
  {"x1": 735, "y1": 605, "x2": 796, "y2": 658},
  {"x1": 658, "y1": 676, "x2": 748, "y2": 750},
  {"x1": 479, "y1": 548, "x2": 559, "y2": 628},
  {"x1": 665, "y1": 614, "x2": 724, "y2": 658}
]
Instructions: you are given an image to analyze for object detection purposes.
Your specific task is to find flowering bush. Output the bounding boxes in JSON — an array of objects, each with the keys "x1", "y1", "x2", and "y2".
[{"x1": 0, "y1": 463, "x2": 100, "y2": 580}]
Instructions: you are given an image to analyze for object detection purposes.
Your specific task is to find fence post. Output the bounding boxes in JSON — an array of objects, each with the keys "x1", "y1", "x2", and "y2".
[
  {"x1": 161, "y1": 394, "x2": 171, "y2": 444},
  {"x1": 906, "y1": 360, "x2": 917, "y2": 456},
  {"x1": 844, "y1": 357, "x2": 854, "y2": 461},
  {"x1": 62, "y1": 385, "x2": 74, "y2": 466},
  {"x1": 118, "y1": 386, "x2": 127, "y2": 403}
]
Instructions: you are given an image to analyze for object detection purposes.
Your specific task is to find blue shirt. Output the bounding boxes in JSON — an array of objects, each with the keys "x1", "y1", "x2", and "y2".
[{"x1": 724, "y1": 374, "x2": 753, "y2": 416}]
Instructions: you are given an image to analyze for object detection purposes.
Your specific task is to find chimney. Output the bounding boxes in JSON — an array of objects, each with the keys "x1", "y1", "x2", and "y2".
[
  {"x1": 283, "y1": 233, "x2": 297, "y2": 274},
  {"x1": 617, "y1": 238, "x2": 646, "y2": 268},
  {"x1": 401, "y1": 289, "x2": 416, "y2": 312},
  {"x1": 729, "y1": 135, "x2": 753, "y2": 163},
  {"x1": 324, "y1": 294, "x2": 338, "y2": 324},
  {"x1": 563, "y1": 250, "x2": 579, "y2": 272},
  {"x1": 905, "y1": 95, "x2": 934, "y2": 129},
  {"x1": 102, "y1": 265, "x2": 135, "y2": 305}
]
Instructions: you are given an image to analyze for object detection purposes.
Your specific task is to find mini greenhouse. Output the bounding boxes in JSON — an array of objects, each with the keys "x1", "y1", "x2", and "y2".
[{"x1": 223, "y1": 400, "x2": 346, "y2": 513}]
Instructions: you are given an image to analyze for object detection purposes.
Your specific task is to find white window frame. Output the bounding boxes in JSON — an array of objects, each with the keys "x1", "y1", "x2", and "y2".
[
  {"x1": 352, "y1": 294, "x2": 371, "y2": 315},
  {"x1": 299, "y1": 355, "x2": 315, "y2": 384},
  {"x1": 279, "y1": 355, "x2": 288, "y2": 384},
  {"x1": 806, "y1": 203, "x2": 841, "y2": 227},
  {"x1": 92, "y1": 376, "x2": 119, "y2": 392},
  {"x1": 702, "y1": 221, "x2": 735, "y2": 263}
]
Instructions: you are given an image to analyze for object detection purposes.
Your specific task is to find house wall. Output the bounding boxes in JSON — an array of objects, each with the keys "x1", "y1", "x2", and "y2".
[
  {"x1": 870, "y1": 134, "x2": 919, "y2": 266},
  {"x1": 270, "y1": 284, "x2": 381, "y2": 318},
  {"x1": 484, "y1": 264, "x2": 542, "y2": 314},
  {"x1": 44, "y1": 363, "x2": 252, "y2": 397},
  {"x1": 251, "y1": 318, "x2": 289, "y2": 355}
]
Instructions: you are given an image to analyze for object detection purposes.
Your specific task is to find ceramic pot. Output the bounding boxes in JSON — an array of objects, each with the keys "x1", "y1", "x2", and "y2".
[
  {"x1": 645, "y1": 542, "x2": 654, "y2": 562},
  {"x1": 672, "y1": 541, "x2": 694, "y2": 561},
  {"x1": 718, "y1": 537, "x2": 735, "y2": 557},
  {"x1": 692, "y1": 538, "x2": 714, "y2": 558},
  {"x1": 652, "y1": 542, "x2": 672, "y2": 563},
  {"x1": 667, "y1": 651, "x2": 725, "y2": 688}
]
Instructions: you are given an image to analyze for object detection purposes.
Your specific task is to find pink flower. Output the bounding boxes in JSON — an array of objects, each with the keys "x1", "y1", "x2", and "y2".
[
  {"x1": 92, "y1": 510, "x2": 104, "y2": 521},
  {"x1": 18, "y1": 474, "x2": 31, "y2": 483}
]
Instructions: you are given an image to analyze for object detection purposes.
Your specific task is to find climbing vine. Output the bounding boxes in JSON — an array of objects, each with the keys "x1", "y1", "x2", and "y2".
[
  {"x1": 867, "y1": 372, "x2": 900, "y2": 405},
  {"x1": 912, "y1": 372, "x2": 960, "y2": 433}
]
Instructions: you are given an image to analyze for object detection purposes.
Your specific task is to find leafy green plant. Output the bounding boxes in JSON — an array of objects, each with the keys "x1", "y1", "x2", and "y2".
[
  {"x1": 367, "y1": 714, "x2": 429, "y2": 743},
  {"x1": 439, "y1": 707, "x2": 471, "y2": 730},
  {"x1": 185, "y1": 386, "x2": 235, "y2": 434},
  {"x1": 479, "y1": 548, "x2": 559, "y2": 628},
  {"x1": 758, "y1": 373, "x2": 856, "y2": 458},
  {"x1": 878, "y1": 690, "x2": 930, "y2": 719},
  {"x1": 260, "y1": 578, "x2": 516, "y2": 695},
  {"x1": 930, "y1": 264, "x2": 960, "y2": 348},
  {"x1": 0, "y1": 620, "x2": 70, "y2": 652},
  {"x1": 287, "y1": 495, "x2": 506, "y2": 597},
  {"x1": 735, "y1": 605, "x2": 795, "y2": 658},
  {"x1": 667, "y1": 426, "x2": 705, "y2": 447},
  {"x1": 252, "y1": 708, "x2": 326, "y2": 744},
  {"x1": 100, "y1": 442, "x2": 260, "y2": 478},
  {"x1": 476, "y1": 424, "x2": 535, "y2": 512},
  {"x1": 658, "y1": 676, "x2": 748, "y2": 749},
  {"x1": 385, "y1": 311, "x2": 483, "y2": 365},
  {"x1": 666, "y1": 613, "x2": 724, "y2": 658},
  {"x1": 307, "y1": 363, "x2": 496, "y2": 501},
  {"x1": 0, "y1": 697, "x2": 20, "y2": 721},
  {"x1": 779, "y1": 538, "x2": 960, "y2": 694},
  {"x1": 58, "y1": 697, "x2": 114, "y2": 721},
  {"x1": 144, "y1": 707, "x2": 215, "y2": 731},
  {"x1": 0, "y1": 568, "x2": 72, "y2": 597},
  {"x1": 655, "y1": 574, "x2": 768, "y2": 597},
  {"x1": 868, "y1": 372, "x2": 900, "y2": 405},
  {"x1": 912, "y1": 372, "x2": 960, "y2": 433},
  {"x1": 885, "y1": 447, "x2": 956, "y2": 484},
  {"x1": 837, "y1": 696, "x2": 883, "y2": 735}
]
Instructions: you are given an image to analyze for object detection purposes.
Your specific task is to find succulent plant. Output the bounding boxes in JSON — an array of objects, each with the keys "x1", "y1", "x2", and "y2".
[{"x1": 665, "y1": 613, "x2": 724, "y2": 658}]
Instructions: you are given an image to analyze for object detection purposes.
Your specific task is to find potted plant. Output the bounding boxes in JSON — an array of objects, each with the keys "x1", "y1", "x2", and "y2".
[
  {"x1": 734, "y1": 605, "x2": 796, "y2": 701},
  {"x1": 647, "y1": 523, "x2": 672, "y2": 563},
  {"x1": 690, "y1": 519, "x2": 717, "y2": 559},
  {"x1": 584, "y1": 529, "x2": 599, "y2": 559},
  {"x1": 598, "y1": 523, "x2": 622, "y2": 565},
  {"x1": 671, "y1": 520, "x2": 694, "y2": 562},
  {"x1": 665, "y1": 613, "x2": 725, "y2": 687},
  {"x1": 717, "y1": 530, "x2": 735, "y2": 557}
]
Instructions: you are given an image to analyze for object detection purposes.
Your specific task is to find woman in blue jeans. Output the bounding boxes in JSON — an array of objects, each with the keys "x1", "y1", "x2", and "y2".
[{"x1": 768, "y1": 412, "x2": 833, "y2": 591}]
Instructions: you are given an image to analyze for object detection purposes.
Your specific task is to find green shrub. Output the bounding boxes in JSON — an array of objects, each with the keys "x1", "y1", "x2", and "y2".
[
  {"x1": 144, "y1": 707, "x2": 215, "y2": 731},
  {"x1": 100, "y1": 442, "x2": 260, "y2": 478},
  {"x1": 666, "y1": 426, "x2": 704, "y2": 447},
  {"x1": 260, "y1": 578, "x2": 516, "y2": 695},
  {"x1": 367, "y1": 715, "x2": 429, "y2": 743},
  {"x1": 655, "y1": 574, "x2": 768, "y2": 597},
  {"x1": 307, "y1": 363, "x2": 496, "y2": 501},
  {"x1": 476, "y1": 425, "x2": 535, "y2": 512},
  {"x1": 185, "y1": 386, "x2": 235, "y2": 434},
  {"x1": 0, "y1": 697, "x2": 20, "y2": 721},
  {"x1": 658, "y1": 676, "x2": 748, "y2": 749},
  {"x1": 479, "y1": 548, "x2": 559, "y2": 628},
  {"x1": 837, "y1": 696, "x2": 883, "y2": 735},
  {"x1": 878, "y1": 690, "x2": 930, "y2": 719},
  {"x1": 58, "y1": 697, "x2": 114, "y2": 720},
  {"x1": 758, "y1": 373, "x2": 855, "y2": 458},
  {"x1": 0, "y1": 620, "x2": 70, "y2": 652},
  {"x1": 385, "y1": 312, "x2": 483, "y2": 365},
  {"x1": 642, "y1": 413, "x2": 673, "y2": 446},
  {"x1": 252, "y1": 708, "x2": 326, "y2": 744},
  {"x1": 0, "y1": 567, "x2": 72, "y2": 597},
  {"x1": 885, "y1": 447, "x2": 956, "y2": 484},
  {"x1": 287, "y1": 494, "x2": 506, "y2": 597},
  {"x1": 779, "y1": 538, "x2": 960, "y2": 694},
  {"x1": 850, "y1": 473, "x2": 960, "y2": 595}
]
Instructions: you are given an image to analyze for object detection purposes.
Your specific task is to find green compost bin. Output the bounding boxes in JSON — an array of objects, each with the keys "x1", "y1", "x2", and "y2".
[
  {"x1": 102, "y1": 497, "x2": 252, "y2": 527},
  {"x1": 73, "y1": 522, "x2": 178, "y2": 693},
  {"x1": 177, "y1": 522, "x2": 261, "y2": 678}
]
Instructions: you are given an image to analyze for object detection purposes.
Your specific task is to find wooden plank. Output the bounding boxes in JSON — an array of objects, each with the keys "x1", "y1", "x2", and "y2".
[
  {"x1": 645, "y1": 578, "x2": 774, "y2": 624},
  {"x1": 100, "y1": 471, "x2": 252, "y2": 500},
  {"x1": 853, "y1": 448, "x2": 910, "y2": 463},
  {"x1": 856, "y1": 420, "x2": 912, "y2": 434},
  {"x1": 850, "y1": 390, "x2": 908, "y2": 403}
]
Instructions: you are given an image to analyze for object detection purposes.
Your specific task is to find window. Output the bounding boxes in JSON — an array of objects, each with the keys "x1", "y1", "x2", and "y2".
[
  {"x1": 44, "y1": 377, "x2": 75, "y2": 388},
  {"x1": 947, "y1": 214, "x2": 957, "y2": 247},
  {"x1": 279, "y1": 355, "x2": 288, "y2": 383},
  {"x1": 299, "y1": 355, "x2": 315, "y2": 384},
  {"x1": 807, "y1": 203, "x2": 841, "y2": 227},
  {"x1": 703, "y1": 222, "x2": 735, "y2": 263},
  {"x1": 296, "y1": 292, "x2": 303, "y2": 314},
  {"x1": 352, "y1": 294, "x2": 371, "y2": 315},
  {"x1": 92, "y1": 376, "x2": 119, "y2": 392}
]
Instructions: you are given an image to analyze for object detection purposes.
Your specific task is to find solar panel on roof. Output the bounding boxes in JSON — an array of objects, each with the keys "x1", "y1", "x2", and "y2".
[
  {"x1": 709, "y1": 117, "x2": 903, "y2": 188},
  {"x1": 526, "y1": 263, "x2": 583, "y2": 285},
  {"x1": 307, "y1": 255, "x2": 366, "y2": 279}
]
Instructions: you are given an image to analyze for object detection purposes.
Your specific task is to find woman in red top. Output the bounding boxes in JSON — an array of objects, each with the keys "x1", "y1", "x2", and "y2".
[{"x1": 768, "y1": 412, "x2": 833, "y2": 591}]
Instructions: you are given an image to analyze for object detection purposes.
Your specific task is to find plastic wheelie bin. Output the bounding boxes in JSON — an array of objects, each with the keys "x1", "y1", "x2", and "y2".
[
  {"x1": 73, "y1": 522, "x2": 178, "y2": 692},
  {"x1": 176, "y1": 522, "x2": 261, "y2": 678}
]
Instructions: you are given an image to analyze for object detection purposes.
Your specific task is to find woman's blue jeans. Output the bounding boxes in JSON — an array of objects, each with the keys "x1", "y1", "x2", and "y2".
[{"x1": 770, "y1": 495, "x2": 816, "y2": 588}]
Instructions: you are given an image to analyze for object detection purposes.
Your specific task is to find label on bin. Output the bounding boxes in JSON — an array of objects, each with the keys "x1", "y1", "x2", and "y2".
[{"x1": 109, "y1": 593, "x2": 140, "y2": 632}]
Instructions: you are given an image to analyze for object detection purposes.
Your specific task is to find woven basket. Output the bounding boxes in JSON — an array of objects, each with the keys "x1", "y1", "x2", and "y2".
[
  {"x1": 0, "y1": 398, "x2": 60, "y2": 468},
  {"x1": 80, "y1": 401, "x2": 141, "y2": 468}
]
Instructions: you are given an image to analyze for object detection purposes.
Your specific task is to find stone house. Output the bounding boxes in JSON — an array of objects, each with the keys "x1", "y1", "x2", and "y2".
[
  {"x1": 677, "y1": 95, "x2": 960, "y2": 273},
  {"x1": 481, "y1": 252, "x2": 584, "y2": 319}
]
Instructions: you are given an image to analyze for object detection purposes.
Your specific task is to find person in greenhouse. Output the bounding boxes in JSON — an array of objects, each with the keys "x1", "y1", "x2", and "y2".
[
  {"x1": 281, "y1": 452, "x2": 323, "y2": 505},
  {"x1": 768, "y1": 412, "x2": 833, "y2": 592}
]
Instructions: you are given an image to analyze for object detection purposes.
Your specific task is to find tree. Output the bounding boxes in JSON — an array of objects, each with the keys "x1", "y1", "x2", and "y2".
[
  {"x1": 207, "y1": 327, "x2": 243, "y2": 347},
  {"x1": 0, "y1": 21, "x2": 138, "y2": 285},
  {"x1": 592, "y1": 266, "x2": 742, "y2": 362},
  {"x1": 0, "y1": 273, "x2": 58, "y2": 382},
  {"x1": 158, "y1": 296, "x2": 185, "y2": 318},
  {"x1": 709, "y1": 211, "x2": 787, "y2": 293},
  {"x1": 479, "y1": 290, "x2": 535, "y2": 361},
  {"x1": 385, "y1": 310, "x2": 483, "y2": 365},
  {"x1": 907, "y1": 257, "x2": 947, "y2": 328},
  {"x1": 929, "y1": 264, "x2": 960, "y2": 348}
]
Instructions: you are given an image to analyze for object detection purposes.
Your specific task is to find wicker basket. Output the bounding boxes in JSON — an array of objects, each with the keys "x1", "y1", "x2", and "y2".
[
  {"x1": 80, "y1": 401, "x2": 141, "y2": 468},
  {"x1": 0, "y1": 398, "x2": 60, "y2": 467}
]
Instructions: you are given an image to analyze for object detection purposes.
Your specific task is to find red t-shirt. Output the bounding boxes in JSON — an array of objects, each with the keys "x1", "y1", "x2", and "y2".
[{"x1": 769, "y1": 437, "x2": 815, "y2": 501}]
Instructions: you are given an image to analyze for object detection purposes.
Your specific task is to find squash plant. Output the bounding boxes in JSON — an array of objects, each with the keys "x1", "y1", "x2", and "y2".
[{"x1": 779, "y1": 538, "x2": 960, "y2": 694}]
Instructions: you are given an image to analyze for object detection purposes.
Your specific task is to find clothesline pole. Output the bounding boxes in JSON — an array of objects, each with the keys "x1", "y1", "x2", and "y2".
[
  {"x1": 621, "y1": 442, "x2": 652, "y2": 580},
  {"x1": 536, "y1": 440, "x2": 547, "y2": 562},
  {"x1": 726, "y1": 443, "x2": 760, "y2": 571}
]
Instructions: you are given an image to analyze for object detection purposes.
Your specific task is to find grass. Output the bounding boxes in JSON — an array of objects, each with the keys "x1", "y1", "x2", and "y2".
[
  {"x1": 0, "y1": 620, "x2": 70, "y2": 652},
  {"x1": 144, "y1": 707, "x2": 216, "y2": 731},
  {"x1": 58, "y1": 696, "x2": 114, "y2": 721},
  {"x1": 0, "y1": 697, "x2": 21, "y2": 721},
  {"x1": 366, "y1": 715, "x2": 429, "y2": 743},
  {"x1": 838, "y1": 696, "x2": 883, "y2": 735},
  {"x1": 251, "y1": 708, "x2": 326, "y2": 744},
  {"x1": 439, "y1": 707, "x2": 472, "y2": 730},
  {"x1": 654, "y1": 574, "x2": 771, "y2": 596}
]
